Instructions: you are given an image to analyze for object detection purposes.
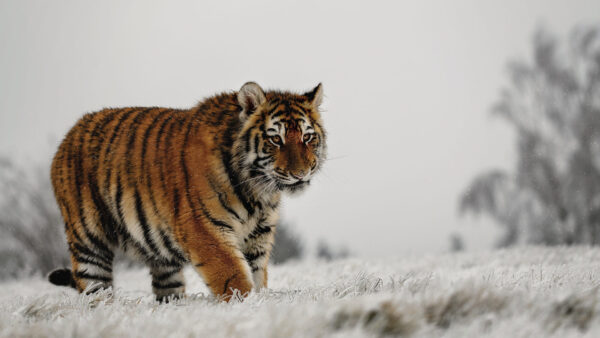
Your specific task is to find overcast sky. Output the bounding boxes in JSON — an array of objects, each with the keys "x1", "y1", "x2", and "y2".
[{"x1": 1, "y1": 0, "x2": 600, "y2": 257}]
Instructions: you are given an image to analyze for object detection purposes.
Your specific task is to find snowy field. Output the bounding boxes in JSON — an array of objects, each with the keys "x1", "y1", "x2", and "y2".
[{"x1": 2, "y1": 246, "x2": 600, "y2": 337}]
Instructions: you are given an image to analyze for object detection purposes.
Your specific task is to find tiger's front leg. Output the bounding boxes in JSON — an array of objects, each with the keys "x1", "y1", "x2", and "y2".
[
  {"x1": 243, "y1": 223, "x2": 276, "y2": 290},
  {"x1": 184, "y1": 219, "x2": 254, "y2": 301}
]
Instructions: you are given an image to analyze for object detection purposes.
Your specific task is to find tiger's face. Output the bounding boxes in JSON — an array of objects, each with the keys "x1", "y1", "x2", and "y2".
[{"x1": 236, "y1": 82, "x2": 326, "y2": 195}]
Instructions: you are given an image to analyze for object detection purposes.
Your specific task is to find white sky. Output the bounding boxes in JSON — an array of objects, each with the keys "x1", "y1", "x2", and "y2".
[{"x1": 1, "y1": 0, "x2": 599, "y2": 257}]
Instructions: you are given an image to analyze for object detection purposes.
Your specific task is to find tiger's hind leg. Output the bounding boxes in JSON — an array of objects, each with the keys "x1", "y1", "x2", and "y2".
[
  {"x1": 52, "y1": 201, "x2": 115, "y2": 294},
  {"x1": 58, "y1": 199, "x2": 116, "y2": 294},
  {"x1": 50, "y1": 114, "x2": 118, "y2": 295},
  {"x1": 68, "y1": 235, "x2": 115, "y2": 294},
  {"x1": 150, "y1": 264, "x2": 185, "y2": 301}
]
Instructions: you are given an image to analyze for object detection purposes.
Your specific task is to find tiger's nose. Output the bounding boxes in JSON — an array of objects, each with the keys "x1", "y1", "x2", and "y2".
[{"x1": 291, "y1": 171, "x2": 306, "y2": 180}]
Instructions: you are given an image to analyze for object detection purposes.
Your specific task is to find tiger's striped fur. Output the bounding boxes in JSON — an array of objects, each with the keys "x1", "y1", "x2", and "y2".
[{"x1": 48, "y1": 82, "x2": 326, "y2": 301}]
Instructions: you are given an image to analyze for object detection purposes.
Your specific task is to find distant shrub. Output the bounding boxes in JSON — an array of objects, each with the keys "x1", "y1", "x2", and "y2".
[
  {"x1": 317, "y1": 240, "x2": 350, "y2": 261},
  {"x1": 270, "y1": 222, "x2": 305, "y2": 264},
  {"x1": 449, "y1": 233, "x2": 465, "y2": 252}
]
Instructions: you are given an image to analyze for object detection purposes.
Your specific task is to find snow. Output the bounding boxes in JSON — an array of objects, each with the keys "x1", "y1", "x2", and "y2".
[{"x1": 2, "y1": 246, "x2": 600, "y2": 337}]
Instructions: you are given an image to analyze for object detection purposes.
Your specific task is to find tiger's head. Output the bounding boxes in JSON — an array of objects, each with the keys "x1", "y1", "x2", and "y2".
[{"x1": 234, "y1": 82, "x2": 326, "y2": 195}]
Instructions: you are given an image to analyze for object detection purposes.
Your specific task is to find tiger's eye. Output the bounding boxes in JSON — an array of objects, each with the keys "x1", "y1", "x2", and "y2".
[
  {"x1": 303, "y1": 134, "x2": 313, "y2": 143},
  {"x1": 270, "y1": 135, "x2": 282, "y2": 145}
]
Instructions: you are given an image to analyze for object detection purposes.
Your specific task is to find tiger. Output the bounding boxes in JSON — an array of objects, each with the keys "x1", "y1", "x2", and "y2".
[{"x1": 47, "y1": 82, "x2": 326, "y2": 301}]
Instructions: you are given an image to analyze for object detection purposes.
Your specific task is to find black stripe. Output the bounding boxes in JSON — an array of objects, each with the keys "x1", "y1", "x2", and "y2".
[
  {"x1": 73, "y1": 254, "x2": 113, "y2": 272},
  {"x1": 114, "y1": 175, "x2": 125, "y2": 223},
  {"x1": 103, "y1": 108, "x2": 138, "y2": 195},
  {"x1": 90, "y1": 110, "x2": 119, "y2": 171},
  {"x1": 88, "y1": 173, "x2": 119, "y2": 245},
  {"x1": 271, "y1": 108, "x2": 289, "y2": 119},
  {"x1": 173, "y1": 188, "x2": 180, "y2": 218},
  {"x1": 144, "y1": 110, "x2": 172, "y2": 224},
  {"x1": 248, "y1": 224, "x2": 272, "y2": 240},
  {"x1": 197, "y1": 197, "x2": 234, "y2": 232},
  {"x1": 126, "y1": 108, "x2": 155, "y2": 175},
  {"x1": 158, "y1": 228, "x2": 187, "y2": 262},
  {"x1": 223, "y1": 273, "x2": 238, "y2": 294},
  {"x1": 267, "y1": 104, "x2": 283, "y2": 117},
  {"x1": 178, "y1": 114, "x2": 213, "y2": 244},
  {"x1": 249, "y1": 168, "x2": 264, "y2": 178},
  {"x1": 104, "y1": 108, "x2": 137, "y2": 158},
  {"x1": 141, "y1": 109, "x2": 170, "y2": 171},
  {"x1": 221, "y1": 150, "x2": 255, "y2": 216},
  {"x1": 77, "y1": 208, "x2": 113, "y2": 258},
  {"x1": 221, "y1": 111, "x2": 239, "y2": 150},
  {"x1": 155, "y1": 115, "x2": 174, "y2": 156},
  {"x1": 252, "y1": 155, "x2": 273, "y2": 169},
  {"x1": 155, "y1": 113, "x2": 174, "y2": 150},
  {"x1": 152, "y1": 280, "x2": 184, "y2": 289},
  {"x1": 221, "y1": 115, "x2": 256, "y2": 216},
  {"x1": 77, "y1": 120, "x2": 112, "y2": 243},
  {"x1": 75, "y1": 270, "x2": 111, "y2": 282},
  {"x1": 212, "y1": 99, "x2": 230, "y2": 127},
  {"x1": 253, "y1": 133, "x2": 261, "y2": 155},
  {"x1": 71, "y1": 242, "x2": 113, "y2": 267},
  {"x1": 134, "y1": 189, "x2": 162, "y2": 256},
  {"x1": 174, "y1": 115, "x2": 204, "y2": 261},
  {"x1": 152, "y1": 269, "x2": 180, "y2": 281},
  {"x1": 117, "y1": 224, "x2": 154, "y2": 262},
  {"x1": 180, "y1": 116, "x2": 195, "y2": 208},
  {"x1": 207, "y1": 176, "x2": 242, "y2": 222},
  {"x1": 69, "y1": 224, "x2": 82, "y2": 242},
  {"x1": 114, "y1": 177, "x2": 154, "y2": 262},
  {"x1": 71, "y1": 117, "x2": 96, "y2": 236},
  {"x1": 160, "y1": 116, "x2": 178, "y2": 205},
  {"x1": 217, "y1": 192, "x2": 242, "y2": 222},
  {"x1": 244, "y1": 251, "x2": 265, "y2": 262},
  {"x1": 243, "y1": 127, "x2": 253, "y2": 153},
  {"x1": 266, "y1": 198, "x2": 279, "y2": 210}
]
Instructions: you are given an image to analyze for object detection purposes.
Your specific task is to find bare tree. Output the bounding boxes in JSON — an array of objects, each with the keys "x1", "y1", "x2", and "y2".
[{"x1": 460, "y1": 26, "x2": 600, "y2": 246}]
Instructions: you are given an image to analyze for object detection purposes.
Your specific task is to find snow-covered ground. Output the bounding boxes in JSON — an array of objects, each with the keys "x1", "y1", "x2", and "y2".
[{"x1": 2, "y1": 246, "x2": 600, "y2": 337}]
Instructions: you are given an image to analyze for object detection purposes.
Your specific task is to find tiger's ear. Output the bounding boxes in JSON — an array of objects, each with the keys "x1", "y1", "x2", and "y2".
[
  {"x1": 304, "y1": 83, "x2": 323, "y2": 109},
  {"x1": 238, "y1": 82, "x2": 266, "y2": 121}
]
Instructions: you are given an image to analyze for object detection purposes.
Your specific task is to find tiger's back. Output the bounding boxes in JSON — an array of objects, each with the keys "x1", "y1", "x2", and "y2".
[{"x1": 49, "y1": 82, "x2": 326, "y2": 301}]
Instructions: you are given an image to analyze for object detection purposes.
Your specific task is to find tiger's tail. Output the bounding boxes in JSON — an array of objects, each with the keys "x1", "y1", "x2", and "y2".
[{"x1": 48, "y1": 268, "x2": 76, "y2": 288}]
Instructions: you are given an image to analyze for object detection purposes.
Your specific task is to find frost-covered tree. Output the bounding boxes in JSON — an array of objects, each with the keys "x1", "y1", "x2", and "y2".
[
  {"x1": 461, "y1": 26, "x2": 600, "y2": 246},
  {"x1": 0, "y1": 157, "x2": 68, "y2": 278}
]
